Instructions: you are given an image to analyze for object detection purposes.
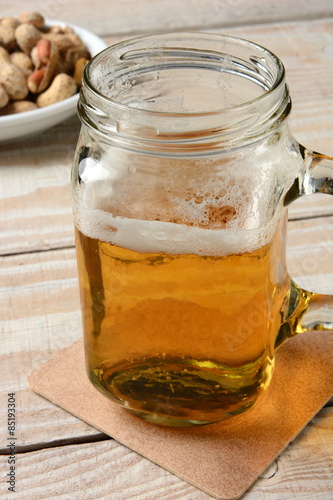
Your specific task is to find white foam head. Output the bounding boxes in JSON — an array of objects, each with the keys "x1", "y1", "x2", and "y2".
[
  {"x1": 75, "y1": 205, "x2": 281, "y2": 256},
  {"x1": 73, "y1": 126, "x2": 301, "y2": 256}
]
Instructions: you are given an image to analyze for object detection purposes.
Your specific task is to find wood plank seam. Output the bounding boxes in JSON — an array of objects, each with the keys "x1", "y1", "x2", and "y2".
[{"x1": 0, "y1": 434, "x2": 111, "y2": 456}]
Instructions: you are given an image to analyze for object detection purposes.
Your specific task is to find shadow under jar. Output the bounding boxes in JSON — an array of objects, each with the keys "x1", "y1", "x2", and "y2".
[{"x1": 71, "y1": 33, "x2": 333, "y2": 427}]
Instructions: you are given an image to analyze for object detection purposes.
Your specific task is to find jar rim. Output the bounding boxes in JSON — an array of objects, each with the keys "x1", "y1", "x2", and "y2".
[
  {"x1": 83, "y1": 32, "x2": 286, "y2": 117},
  {"x1": 78, "y1": 32, "x2": 290, "y2": 153}
]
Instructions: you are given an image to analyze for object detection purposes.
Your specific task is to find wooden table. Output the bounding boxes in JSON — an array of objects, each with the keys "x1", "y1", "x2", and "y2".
[{"x1": 1, "y1": 1, "x2": 332, "y2": 498}]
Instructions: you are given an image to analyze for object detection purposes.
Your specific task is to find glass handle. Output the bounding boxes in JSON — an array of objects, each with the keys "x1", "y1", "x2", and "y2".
[{"x1": 276, "y1": 148, "x2": 333, "y2": 349}]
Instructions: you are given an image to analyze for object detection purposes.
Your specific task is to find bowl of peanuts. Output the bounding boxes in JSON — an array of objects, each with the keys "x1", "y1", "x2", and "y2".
[{"x1": 0, "y1": 11, "x2": 107, "y2": 142}]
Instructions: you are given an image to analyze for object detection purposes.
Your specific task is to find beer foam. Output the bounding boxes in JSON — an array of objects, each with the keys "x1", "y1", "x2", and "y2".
[
  {"x1": 73, "y1": 126, "x2": 301, "y2": 256},
  {"x1": 74, "y1": 203, "x2": 282, "y2": 257}
]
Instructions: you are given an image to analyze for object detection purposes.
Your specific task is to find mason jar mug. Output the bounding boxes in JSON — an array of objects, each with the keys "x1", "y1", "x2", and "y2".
[{"x1": 71, "y1": 33, "x2": 333, "y2": 427}]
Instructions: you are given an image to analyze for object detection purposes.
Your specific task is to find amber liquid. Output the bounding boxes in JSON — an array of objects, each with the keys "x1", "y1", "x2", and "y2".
[{"x1": 75, "y1": 217, "x2": 289, "y2": 426}]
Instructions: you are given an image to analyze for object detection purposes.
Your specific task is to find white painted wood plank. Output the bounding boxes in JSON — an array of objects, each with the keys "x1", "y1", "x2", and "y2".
[
  {"x1": 0, "y1": 409, "x2": 331, "y2": 499},
  {"x1": 3, "y1": 0, "x2": 333, "y2": 37}
]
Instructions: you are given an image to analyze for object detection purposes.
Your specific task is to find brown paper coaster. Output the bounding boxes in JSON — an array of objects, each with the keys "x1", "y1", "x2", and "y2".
[{"x1": 28, "y1": 331, "x2": 333, "y2": 500}]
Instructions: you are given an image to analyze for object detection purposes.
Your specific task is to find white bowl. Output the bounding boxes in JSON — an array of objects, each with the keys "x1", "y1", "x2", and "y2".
[{"x1": 0, "y1": 19, "x2": 107, "y2": 143}]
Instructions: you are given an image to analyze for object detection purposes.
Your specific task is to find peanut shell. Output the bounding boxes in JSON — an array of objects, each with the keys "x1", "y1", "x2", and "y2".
[
  {"x1": 15, "y1": 23, "x2": 42, "y2": 54},
  {"x1": 73, "y1": 57, "x2": 89, "y2": 85},
  {"x1": 35, "y1": 41, "x2": 59, "y2": 93},
  {"x1": 30, "y1": 46, "x2": 39, "y2": 68},
  {"x1": 1, "y1": 17, "x2": 20, "y2": 30},
  {"x1": 0, "y1": 25, "x2": 16, "y2": 51},
  {"x1": 18, "y1": 11, "x2": 44, "y2": 29},
  {"x1": 0, "y1": 62, "x2": 28, "y2": 100},
  {"x1": 65, "y1": 48, "x2": 91, "y2": 72},
  {"x1": 0, "y1": 83, "x2": 9, "y2": 108},
  {"x1": 0, "y1": 100, "x2": 37, "y2": 115},
  {"x1": 46, "y1": 25, "x2": 63, "y2": 35},
  {"x1": 43, "y1": 33, "x2": 74, "y2": 54},
  {"x1": 0, "y1": 12, "x2": 91, "y2": 117},
  {"x1": 67, "y1": 33, "x2": 86, "y2": 50},
  {"x1": 27, "y1": 69, "x2": 46, "y2": 93},
  {"x1": 0, "y1": 46, "x2": 10, "y2": 63},
  {"x1": 36, "y1": 73, "x2": 77, "y2": 107},
  {"x1": 10, "y1": 52, "x2": 33, "y2": 76},
  {"x1": 63, "y1": 25, "x2": 75, "y2": 35}
]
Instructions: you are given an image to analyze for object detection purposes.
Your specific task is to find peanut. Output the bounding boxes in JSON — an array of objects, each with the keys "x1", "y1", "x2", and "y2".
[
  {"x1": 10, "y1": 51, "x2": 33, "y2": 76},
  {"x1": 65, "y1": 47, "x2": 91, "y2": 72},
  {"x1": 31, "y1": 39, "x2": 59, "y2": 72},
  {"x1": 54, "y1": 56, "x2": 67, "y2": 75},
  {"x1": 0, "y1": 11, "x2": 92, "y2": 117},
  {"x1": 27, "y1": 57, "x2": 57, "y2": 95},
  {"x1": 0, "y1": 25, "x2": 16, "y2": 51},
  {"x1": 27, "y1": 68, "x2": 46, "y2": 93},
  {"x1": 73, "y1": 57, "x2": 89, "y2": 85},
  {"x1": 0, "y1": 83, "x2": 9, "y2": 108},
  {"x1": 0, "y1": 100, "x2": 37, "y2": 115},
  {"x1": 1, "y1": 17, "x2": 20, "y2": 30},
  {"x1": 67, "y1": 33, "x2": 86, "y2": 50},
  {"x1": 29, "y1": 40, "x2": 59, "y2": 93},
  {"x1": 63, "y1": 25, "x2": 75, "y2": 35},
  {"x1": 0, "y1": 46, "x2": 10, "y2": 63},
  {"x1": 18, "y1": 11, "x2": 44, "y2": 29},
  {"x1": 30, "y1": 45, "x2": 39, "y2": 68},
  {"x1": 43, "y1": 33, "x2": 74, "y2": 54},
  {"x1": 27, "y1": 39, "x2": 58, "y2": 70},
  {"x1": 36, "y1": 73, "x2": 77, "y2": 107},
  {"x1": 15, "y1": 23, "x2": 42, "y2": 54},
  {"x1": 0, "y1": 62, "x2": 28, "y2": 100},
  {"x1": 47, "y1": 25, "x2": 63, "y2": 34},
  {"x1": 37, "y1": 38, "x2": 53, "y2": 65}
]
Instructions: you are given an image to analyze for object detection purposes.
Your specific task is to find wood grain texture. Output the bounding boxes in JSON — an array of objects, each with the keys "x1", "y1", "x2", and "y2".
[
  {"x1": 219, "y1": 19, "x2": 333, "y2": 157},
  {"x1": 287, "y1": 216, "x2": 333, "y2": 295},
  {"x1": 2, "y1": 0, "x2": 333, "y2": 37},
  {"x1": 0, "y1": 118, "x2": 79, "y2": 256},
  {"x1": 0, "y1": 409, "x2": 332, "y2": 499}
]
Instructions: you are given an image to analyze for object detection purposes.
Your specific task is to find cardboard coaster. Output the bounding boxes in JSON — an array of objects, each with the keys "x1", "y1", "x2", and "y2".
[{"x1": 28, "y1": 331, "x2": 333, "y2": 500}]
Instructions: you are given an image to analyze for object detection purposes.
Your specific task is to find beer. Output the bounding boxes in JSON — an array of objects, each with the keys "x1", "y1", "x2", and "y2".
[{"x1": 74, "y1": 211, "x2": 289, "y2": 426}]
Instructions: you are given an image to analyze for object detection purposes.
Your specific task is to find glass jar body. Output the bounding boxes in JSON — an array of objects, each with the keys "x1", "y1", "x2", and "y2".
[
  {"x1": 72, "y1": 119, "x2": 303, "y2": 426},
  {"x1": 71, "y1": 32, "x2": 333, "y2": 427}
]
